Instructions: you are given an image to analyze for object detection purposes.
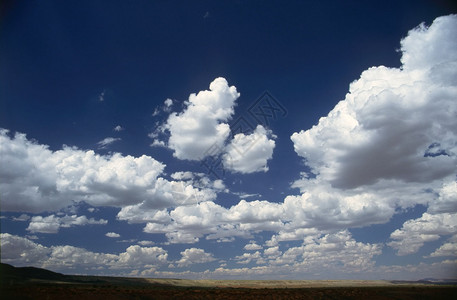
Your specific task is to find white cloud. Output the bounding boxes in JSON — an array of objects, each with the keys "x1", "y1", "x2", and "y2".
[
  {"x1": 137, "y1": 240, "x2": 155, "y2": 246},
  {"x1": 165, "y1": 77, "x2": 240, "y2": 160},
  {"x1": 235, "y1": 251, "x2": 263, "y2": 264},
  {"x1": 0, "y1": 233, "x2": 50, "y2": 264},
  {"x1": 244, "y1": 240, "x2": 262, "y2": 251},
  {"x1": 150, "y1": 139, "x2": 166, "y2": 147},
  {"x1": 428, "y1": 235, "x2": 457, "y2": 257},
  {"x1": 388, "y1": 212, "x2": 457, "y2": 256},
  {"x1": 106, "y1": 232, "x2": 120, "y2": 238},
  {"x1": 223, "y1": 125, "x2": 276, "y2": 173},
  {"x1": 428, "y1": 181, "x2": 457, "y2": 214},
  {"x1": 164, "y1": 98, "x2": 173, "y2": 108},
  {"x1": 97, "y1": 137, "x2": 121, "y2": 149},
  {"x1": 176, "y1": 248, "x2": 215, "y2": 267},
  {"x1": 113, "y1": 125, "x2": 124, "y2": 132},
  {"x1": 12, "y1": 214, "x2": 30, "y2": 221},
  {"x1": 26, "y1": 214, "x2": 107, "y2": 234},
  {"x1": 1, "y1": 233, "x2": 168, "y2": 274},
  {"x1": 287, "y1": 15, "x2": 457, "y2": 236},
  {"x1": 0, "y1": 130, "x2": 215, "y2": 214}
]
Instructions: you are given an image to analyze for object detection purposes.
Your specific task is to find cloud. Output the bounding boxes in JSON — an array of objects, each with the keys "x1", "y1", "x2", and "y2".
[
  {"x1": 0, "y1": 129, "x2": 215, "y2": 214},
  {"x1": 106, "y1": 232, "x2": 120, "y2": 238},
  {"x1": 291, "y1": 15, "x2": 457, "y2": 191},
  {"x1": 285, "y1": 15, "x2": 457, "y2": 240},
  {"x1": 113, "y1": 125, "x2": 124, "y2": 132},
  {"x1": 176, "y1": 248, "x2": 215, "y2": 267},
  {"x1": 0, "y1": 233, "x2": 50, "y2": 264},
  {"x1": 428, "y1": 235, "x2": 457, "y2": 258},
  {"x1": 244, "y1": 241, "x2": 263, "y2": 251},
  {"x1": 388, "y1": 212, "x2": 457, "y2": 256},
  {"x1": 97, "y1": 137, "x2": 121, "y2": 149},
  {"x1": 223, "y1": 125, "x2": 276, "y2": 173},
  {"x1": 12, "y1": 214, "x2": 30, "y2": 221},
  {"x1": 164, "y1": 98, "x2": 173, "y2": 108},
  {"x1": 1, "y1": 233, "x2": 168, "y2": 274},
  {"x1": 164, "y1": 77, "x2": 240, "y2": 160},
  {"x1": 151, "y1": 78, "x2": 279, "y2": 174},
  {"x1": 26, "y1": 214, "x2": 107, "y2": 234}
]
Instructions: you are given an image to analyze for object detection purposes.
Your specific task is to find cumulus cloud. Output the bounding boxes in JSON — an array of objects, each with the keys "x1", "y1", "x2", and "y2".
[
  {"x1": 26, "y1": 214, "x2": 107, "y2": 234},
  {"x1": 0, "y1": 129, "x2": 215, "y2": 214},
  {"x1": 388, "y1": 212, "x2": 457, "y2": 256},
  {"x1": 428, "y1": 235, "x2": 457, "y2": 257},
  {"x1": 287, "y1": 15, "x2": 457, "y2": 239},
  {"x1": 106, "y1": 232, "x2": 120, "y2": 238},
  {"x1": 291, "y1": 15, "x2": 457, "y2": 190},
  {"x1": 223, "y1": 125, "x2": 276, "y2": 173},
  {"x1": 165, "y1": 77, "x2": 240, "y2": 160},
  {"x1": 0, "y1": 233, "x2": 168, "y2": 274},
  {"x1": 244, "y1": 241, "x2": 262, "y2": 251},
  {"x1": 12, "y1": 214, "x2": 30, "y2": 221},
  {"x1": 164, "y1": 98, "x2": 173, "y2": 108},
  {"x1": 176, "y1": 248, "x2": 216, "y2": 267},
  {"x1": 113, "y1": 125, "x2": 124, "y2": 132}
]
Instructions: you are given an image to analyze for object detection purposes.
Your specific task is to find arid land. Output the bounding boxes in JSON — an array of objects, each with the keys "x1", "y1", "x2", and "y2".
[{"x1": 1, "y1": 263, "x2": 456, "y2": 299}]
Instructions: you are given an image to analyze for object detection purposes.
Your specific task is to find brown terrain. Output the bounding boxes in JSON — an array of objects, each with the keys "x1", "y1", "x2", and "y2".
[{"x1": 1, "y1": 263, "x2": 456, "y2": 299}]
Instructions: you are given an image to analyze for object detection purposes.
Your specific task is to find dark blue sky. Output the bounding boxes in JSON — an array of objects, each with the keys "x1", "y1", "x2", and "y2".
[{"x1": 1, "y1": 1, "x2": 457, "y2": 279}]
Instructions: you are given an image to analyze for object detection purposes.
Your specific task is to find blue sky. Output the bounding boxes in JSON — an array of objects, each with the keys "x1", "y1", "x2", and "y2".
[{"x1": 1, "y1": 1, "x2": 457, "y2": 280}]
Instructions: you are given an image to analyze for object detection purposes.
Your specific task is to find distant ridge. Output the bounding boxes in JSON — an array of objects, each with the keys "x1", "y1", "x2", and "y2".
[{"x1": 0, "y1": 263, "x2": 67, "y2": 283}]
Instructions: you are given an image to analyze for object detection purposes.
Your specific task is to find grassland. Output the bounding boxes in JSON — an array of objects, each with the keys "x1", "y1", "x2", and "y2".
[{"x1": 1, "y1": 263, "x2": 456, "y2": 299}]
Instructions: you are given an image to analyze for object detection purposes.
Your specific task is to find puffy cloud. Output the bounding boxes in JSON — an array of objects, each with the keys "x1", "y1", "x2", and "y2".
[
  {"x1": 164, "y1": 98, "x2": 173, "y2": 108},
  {"x1": 165, "y1": 77, "x2": 240, "y2": 160},
  {"x1": 235, "y1": 251, "x2": 263, "y2": 264},
  {"x1": 152, "y1": 78, "x2": 279, "y2": 173},
  {"x1": 0, "y1": 129, "x2": 216, "y2": 214},
  {"x1": 176, "y1": 248, "x2": 215, "y2": 267},
  {"x1": 223, "y1": 125, "x2": 276, "y2": 173},
  {"x1": 26, "y1": 214, "x2": 107, "y2": 234},
  {"x1": 113, "y1": 125, "x2": 124, "y2": 132},
  {"x1": 287, "y1": 15, "x2": 457, "y2": 236},
  {"x1": 244, "y1": 241, "x2": 262, "y2": 251},
  {"x1": 0, "y1": 233, "x2": 50, "y2": 264},
  {"x1": 12, "y1": 214, "x2": 30, "y2": 221},
  {"x1": 388, "y1": 212, "x2": 457, "y2": 256},
  {"x1": 106, "y1": 232, "x2": 120, "y2": 238},
  {"x1": 1, "y1": 233, "x2": 168, "y2": 274},
  {"x1": 291, "y1": 15, "x2": 457, "y2": 189},
  {"x1": 282, "y1": 183, "x2": 395, "y2": 231},
  {"x1": 118, "y1": 245, "x2": 168, "y2": 266},
  {"x1": 428, "y1": 235, "x2": 457, "y2": 257},
  {"x1": 428, "y1": 181, "x2": 457, "y2": 214}
]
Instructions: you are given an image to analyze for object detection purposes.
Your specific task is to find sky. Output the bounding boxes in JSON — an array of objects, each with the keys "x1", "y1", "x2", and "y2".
[{"x1": 1, "y1": 0, "x2": 457, "y2": 280}]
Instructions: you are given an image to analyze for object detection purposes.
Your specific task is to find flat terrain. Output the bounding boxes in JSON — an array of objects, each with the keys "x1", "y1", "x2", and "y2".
[{"x1": 2, "y1": 263, "x2": 456, "y2": 299}]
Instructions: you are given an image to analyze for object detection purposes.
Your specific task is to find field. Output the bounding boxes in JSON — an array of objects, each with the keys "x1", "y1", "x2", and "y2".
[{"x1": 2, "y1": 263, "x2": 456, "y2": 299}]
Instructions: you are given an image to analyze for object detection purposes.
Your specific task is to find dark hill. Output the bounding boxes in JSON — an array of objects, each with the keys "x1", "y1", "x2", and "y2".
[{"x1": 0, "y1": 263, "x2": 66, "y2": 283}]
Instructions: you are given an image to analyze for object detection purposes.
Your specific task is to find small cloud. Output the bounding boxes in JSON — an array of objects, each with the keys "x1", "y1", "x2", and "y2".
[
  {"x1": 203, "y1": 11, "x2": 210, "y2": 19},
  {"x1": 150, "y1": 139, "x2": 166, "y2": 148},
  {"x1": 99, "y1": 90, "x2": 106, "y2": 102},
  {"x1": 105, "y1": 232, "x2": 120, "y2": 238},
  {"x1": 12, "y1": 214, "x2": 30, "y2": 221},
  {"x1": 237, "y1": 193, "x2": 261, "y2": 199},
  {"x1": 113, "y1": 125, "x2": 124, "y2": 132},
  {"x1": 244, "y1": 241, "x2": 262, "y2": 251},
  {"x1": 87, "y1": 208, "x2": 96, "y2": 213},
  {"x1": 152, "y1": 107, "x2": 160, "y2": 117},
  {"x1": 138, "y1": 240, "x2": 155, "y2": 246},
  {"x1": 164, "y1": 98, "x2": 173, "y2": 108},
  {"x1": 97, "y1": 137, "x2": 121, "y2": 149}
]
